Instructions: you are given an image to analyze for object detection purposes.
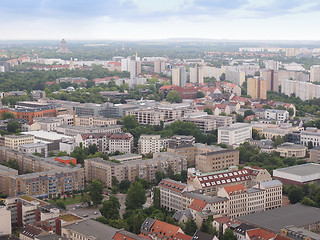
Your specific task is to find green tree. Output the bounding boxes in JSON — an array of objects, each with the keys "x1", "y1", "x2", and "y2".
[
  {"x1": 236, "y1": 114, "x2": 244, "y2": 122},
  {"x1": 252, "y1": 129, "x2": 260, "y2": 140},
  {"x1": 123, "y1": 115, "x2": 139, "y2": 130},
  {"x1": 301, "y1": 196, "x2": 316, "y2": 207},
  {"x1": 184, "y1": 219, "x2": 198, "y2": 236},
  {"x1": 56, "y1": 201, "x2": 66, "y2": 209},
  {"x1": 89, "y1": 180, "x2": 104, "y2": 207},
  {"x1": 272, "y1": 136, "x2": 286, "y2": 147},
  {"x1": 7, "y1": 121, "x2": 21, "y2": 133},
  {"x1": 99, "y1": 195, "x2": 121, "y2": 220},
  {"x1": 125, "y1": 209, "x2": 147, "y2": 234},
  {"x1": 119, "y1": 180, "x2": 131, "y2": 192},
  {"x1": 112, "y1": 176, "x2": 119, "y2": 188},
  {"x1": 88, "y1": 144, "x2": 98, "y2": 155},
  {"x1": 153, "y1": 187, "x2": 161, "y2": 209},
  {"x1": 288, "y1": 186, "x2": 304, "y2": 204},
  {"x1": 244, "y1": 110, "x2": 255, "y2": 118},
  {"x1": 125, "y1": 181, "x2": 146, "y2": 211},
  {"x1": 219, "y1": 73, "x2": 225, "y2": 81},
  {"x1": 1, "y1": 112, "x2": 14, "y2": 120},
  {"x1": 1, "y1": 97, "x2": 9, "y2": 106},
  {"x1": 308, "y1": 141, "x2": 313, "y2": 149},
  {"x1": 155, "y1": 171, "x2": 166, "y2": 184},
  {"x1": 221, "y1": 228, "x2": 237, "y2": 240},
  {"x1": 288, "y1": 108, "x2": 294, "y2": 117},
  {"x1": 196, "y1": 91, "x2": 205, "y2": 98},
  {"x1": 204, "y1": 107, "x2": 213, "y2": 115},
  {"x1": 166, "y1": 91, "x2": 181, "y2": 103},
  {"x1": 166, "y1": 165, "x2": 175, "y2": 179}
]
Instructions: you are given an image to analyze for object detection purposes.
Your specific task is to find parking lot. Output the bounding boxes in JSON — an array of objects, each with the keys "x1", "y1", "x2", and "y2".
[{"x1": 67, "y1": 203, "x2": 102, "y2": 219}]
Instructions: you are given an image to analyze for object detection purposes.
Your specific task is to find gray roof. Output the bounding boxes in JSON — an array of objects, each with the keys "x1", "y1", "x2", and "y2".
[
  {"x1": 192, "y1": 230, "x2": 215, "y2": 240},
  {"x1": 284, "y1": 226, "x2": 320, "y2": 240},
  {"x1": 259, "y1": 180, "x2": 282, "y2": 188},
  {"x1": 182, "y1": 191, "x2": 228, "y2": 203},
  {"x1": 237, "y1": 204, "x2": 320, "y2": 232},
  {"x1": 173, "y1": 209, "x2": 193, "y2": 221},
  {"x1": 235, "y1": 223, "x2": 256, "y2": 236},
  {"x1": 140, "y1": 217, "x2": 156, "y2": 235},
  {"x1": 35, "y1": 234, "x2": 69, "y2": 240},
  {"x1": 273, "y1": 163, "x2": 320, "y2": 177},
  {"x1": 63, "y1": 219, "x2": 117, "y2": 240}
]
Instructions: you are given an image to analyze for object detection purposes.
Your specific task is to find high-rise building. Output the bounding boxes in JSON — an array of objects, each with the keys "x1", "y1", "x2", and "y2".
[
  {"x1": 154, "y1": 59, "x2": 166, "y2": 73},
  {"x1": 247, "y1": 77, "x2": 267, "y2": 99},
  {"x1": 172, "y1": 67, "x2": 187, "y2": 87},
  {"x1": 189, "y1": 65, "x2": 204, "y2": 84},
  {"x1": 121, "y1": 56, "x2": 141, "y2": 78},
  {"x1": 310, "y1": 65, "x2": 320, "y2": 83},
  {"x1": 260, "y1": 70, "x2": 279, "y2": 92}
]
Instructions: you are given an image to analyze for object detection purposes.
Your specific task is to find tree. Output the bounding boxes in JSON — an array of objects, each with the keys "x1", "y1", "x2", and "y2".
[
  {"x1": 166, "y1": 165, "x2": 175, "y2": 179},
  {"x1": 1, "y1": 112, "x2": 14, "y2": 120},
  {"x1": 252, "y1": 129, "x2": 260, "y2": 140},
  {"x1": 123, "y1": 115, "x2": 139, "y2": 130},
  {"x1": 119, "y1": 180, "x2": 131, "y2": 192},
  {"x1": 88, "y1": 144, "x2": 98, "y2": 155},
  {"x1": 272, "y1": 136, "x2": 286, "y2": 147},
  {"x1": 184, "y1": 219, "x2": 198, "y2": 236},
  {"x1": 196, "y1": 91, "x2": 205, "y2": 98},
  {"x1": 166, "y1": 91, "x2": 181, "y2": 103},
  {"x1": 89, "y1": 180, "x2": 104, "y2": 207},
  {"x1": 125, "y1": 181, "x2": 146, "y2": 211},
  {"x1": 219, "y1": 73, "x2": 225, "y2": 81},
  {"x1": 308, "y1": 141, "x2": 313, "y2": 149},
  {"x1": 236, "y1": 114, "x2": 244, "y2": 122},
  {"x1": 99, "y1": 195, "x2": 121, "y2": 220},
  {"x1": 301, "y1": 196, "x2": 316, "y2": 207},
  {"x1": 112, "y1": 176, "x2": 119, "y2": 188},
  {"x1": 153, "y1": 187, "x2": 161, "y2": 209},
  {"x1": 288, "y1": 108, "x2": 294, "y2": 117},
  {"x1": 204, "y1": 107, "x2": 213, "y2": 115},
  {"x1": 288, "y1": 186, "x2": 304, "y2": 204},
  {"x1": 221, "y1": 228, "x2": 237, "y2": 240},
  {"x1": 56, "y1": 201, "x2": 66, "y2": 209},
  {"x1": 125, "y1": 209, "x2": 147, "y2": 234},
  {"x1": 244, "y1": 110, "x2": 255, "y2": 118},
  {"x1": 155, "y1": 171, "x2": 166, "y2": 184},
  {"x1": 254, "y1": 71, "x2": 260, "y2": 76},
  {"x1": 7, "y1": 121, "x2": 21, "y2": 133},
  {"x1": 1, "y1": 97, "x2": 9, "y2": 106}
]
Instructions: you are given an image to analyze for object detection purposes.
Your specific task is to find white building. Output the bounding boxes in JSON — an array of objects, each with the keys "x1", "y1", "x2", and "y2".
[
  {"x1": 264, "y1": 109, "x2": 289, "y2": 122},
  {"x1": 300, "y1": 128, "x2": 320, "y2": 147},
  {"x1": 19, "y1": 142, "x2": 48, "y2": 157},
  {"x1": 218, "y1": 123, "x2": 252, "y2": 145},
  {"x1": 172, "y1": 67, "x2": 187, "y2": 87},
  {"x1": 138, "y1": 134, "x2": 167, "y2": 154},
  {"x1": 190, "y1": 66, "x2": 204, "y2": 84},
  {"x1": 310, "y1": 65, "x2": 320, "y2": 83}
]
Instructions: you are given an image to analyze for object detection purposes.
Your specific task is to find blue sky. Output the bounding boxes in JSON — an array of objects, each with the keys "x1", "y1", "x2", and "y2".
[{"x1": 1, "y1": 0, "x2": 320, "y2": 40}]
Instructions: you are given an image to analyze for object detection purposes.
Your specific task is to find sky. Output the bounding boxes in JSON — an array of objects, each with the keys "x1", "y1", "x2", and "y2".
[{"x1": 1, "y1": 0, "x2": 320, "y2": 41}]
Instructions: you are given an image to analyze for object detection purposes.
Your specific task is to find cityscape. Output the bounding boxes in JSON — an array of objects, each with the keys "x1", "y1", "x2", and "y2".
[{"x1": 1, "y1": 1, "x2": 320, "y2": 240}]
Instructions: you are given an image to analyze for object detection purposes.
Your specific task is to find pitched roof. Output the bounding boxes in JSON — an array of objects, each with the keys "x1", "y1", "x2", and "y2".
[
  {"x1": 149, "y1": 219, "x2": 181, "y2": 239},
  {"x1": 191, "y1": 230, "x2": 215, "y2": 240},
  {"x1": 214, "y1": 216, "x2": 232, "y2": 224},
  {"x1": 189, "y1": 199, "x2": 208, "y2": 212},
  {"x1": 223, "y1": 184, "x2": 246, "y2": 195},
  {"x1": 246, "y1": 228, "x2": 276, "y2": 240},
  {"x1": 158, "y1": 179, "x2": 186, "y2": 193},
  {"x1": 112, "y1": 230, "x2": 146, "y2": 240},
  {"x1": 173, "y1": 232, "x2": 192, "y2": 240}
]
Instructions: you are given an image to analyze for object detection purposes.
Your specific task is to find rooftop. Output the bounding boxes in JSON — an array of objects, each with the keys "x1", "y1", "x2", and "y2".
[
  {"x1": 273, "y1": 163, "x2": 320, "y2": 177},
  {"x1": 218, "y1": 123, "x2": 251, "y2": 131},
  {"x1": 237, "y1": 204, "x2": 320, "y2": 232},
  {"x1": 21, "y1": 130, "x2": 73, "y2": 141}
]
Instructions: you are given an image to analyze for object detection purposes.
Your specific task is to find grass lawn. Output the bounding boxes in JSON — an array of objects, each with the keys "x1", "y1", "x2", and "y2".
[{"x1": 48, "y1": 194, "x2": 82, "y2": 206}]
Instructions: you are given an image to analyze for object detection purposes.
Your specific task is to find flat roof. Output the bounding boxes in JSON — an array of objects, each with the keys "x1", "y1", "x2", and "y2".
[
  {"x1": 21, "y1": 130, "x2": 73, "y2": 141},
  {"x1": 237, "y1": 204, "x2": 320, "y2": 233},
  {"x1": 200, "y1": 149, "x2": 238, "y2": 156},
  {"x1": 273, "y1": 163, "x2": 320, "y2": 177},
  {"x1": 218, "y1": 123, "x2": 251, "y2": 131}
]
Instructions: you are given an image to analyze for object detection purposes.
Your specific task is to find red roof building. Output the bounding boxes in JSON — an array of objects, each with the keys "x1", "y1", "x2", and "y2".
[{"x1": 246, "y1": 228, "x2": 276, "y2": 240}]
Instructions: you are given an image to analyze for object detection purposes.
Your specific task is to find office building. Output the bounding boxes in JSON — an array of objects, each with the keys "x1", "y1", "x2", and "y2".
[
  {"x1": 19, "y1": 142, "x2": 48, "y2": 157},
  {"x1": 121, "y1": 56, "x2": 141, "y2": 78},
  {"x1": 74, "y1": 116, "x2": 117, "y2": 127},
  {"x1": 247, "y1": 77, "x2": 267, "y2": 99},
  {"x1": 218, "y1": 123, "x2": 252, "y2": 146},
  {"x1": 195, "y1": 149, "x2": 239, "y2": 173},
  {"x1": 300, "y1": 128, "x2": 320, "y2": 147},
  {"x1": 276, "y1": 143, "x2": 307, "y2": 158},
  {"x1": 4, "y1": 135, "x2": 34, "y2": 150},
  {"x1": 0, "y1": 207, "x2": 11, "y2": 234}
]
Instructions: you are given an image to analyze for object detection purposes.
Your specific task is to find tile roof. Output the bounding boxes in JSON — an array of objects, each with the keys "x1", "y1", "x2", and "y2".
[
  {"x1": 189, "y1": 199, "x2": 208, "y2": 212},
  {"x1": 196, "y1": 169, "x2": 251, "y2": 188},
  {"x1": 149, "y1": 219, "x2": 181, "y2": 239},
  {"x1": 173, "y1": 232, "x2": 192, "y2": 240},
  {"x1": 246, "y1": 228, "x2": 276, "y2": 240},
  {"x1": 223, "y1": 184, "x2": 246, "y2": 195},
  {"x1": 214, "y1": 216, "x2": 232, "y2": 224},
  {"x1": 158, "y1": 179, "x2": 186, "y2": 193}
]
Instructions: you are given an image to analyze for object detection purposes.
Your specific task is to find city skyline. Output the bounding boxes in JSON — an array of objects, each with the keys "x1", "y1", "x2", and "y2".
[{"x1": 1, "y1": 0, "x2": 320, "y2": 40}]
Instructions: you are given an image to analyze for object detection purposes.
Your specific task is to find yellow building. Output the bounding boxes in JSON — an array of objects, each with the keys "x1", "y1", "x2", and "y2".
[
  {"x1": 4, "y1": 135, "x2": 34, "y2": 150},
  {"x1": 247, "y1": 77, "x2": 267, "y2": 99}
]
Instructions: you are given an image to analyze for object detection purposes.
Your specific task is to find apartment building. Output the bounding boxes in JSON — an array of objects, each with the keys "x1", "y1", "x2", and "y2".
[
  {"x1": 187, "y1": 166, "x2": 272, "y2": 197},
  {"x1": 182, "y1": 114, "x2": 232, "y2": 133},
  {"x1": 247, "y1": 77, "x2": 267, "y2": 100},
  {"x1": 85, "y1": 152, "x2": 187, "y2": 187},
  {"x1": 4, "y1": 134, "x2": 34, "y2": 150},
  {"x1": 195, "y1": 149, "x2": 239, "y2": 173},
  {"x1": 158, "y1": 178, "x2": 187, "y2": 211},
  {"x1": 74, "y1": 116, "x2": 117, "y2": 127},
  {"x1": 281, "y1": 79, "x2": 320, "y2": 101},
  {"x1": 0, "y1": 206, "x2": 11, "y2": 234},
  {"x1": 255, "y1": 180, "x2": 282, "y2": 210},
  {"x1": 218, "y1": 123, "x2": 252, "y2": 146},
  {"x1": 310, "y1": 65, "x2": 320, "y2": 83},
  {"x1": 265, "y1": 109, "x2": 289, "y2": 122},
  {"x1": 167, "y1": 135, "x2": 195, "y2": 148},
  {"x1": 0, "y1": 147, "x2": 84, "y2": 197},
  {"x1": 190, "y1": 65, "x2": 204, "y2": 84},
  {"x1": 0, "y1": 165, "x2": 18, "y2": 195},
  {"x1": 138, "y1": 134, "x2": 167, "y2": 154},
  {"x1": 126, "y1": 109, "x2": 165, "y2": 125},
  {"x1": 106, "y1": 132, "x2": 133, "y2": 154}
]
